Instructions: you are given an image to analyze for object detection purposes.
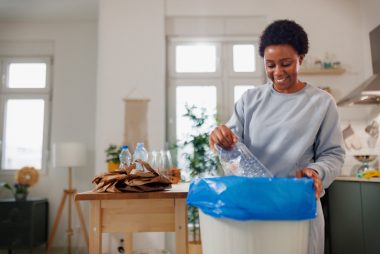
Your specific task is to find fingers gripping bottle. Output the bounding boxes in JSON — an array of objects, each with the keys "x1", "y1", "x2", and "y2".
[
  {"x1": 119, "y1": 145, "x2": 132, "y2": 170},
  {"x1": 133, "y1": 143, "x2": 148, "y2": 171}
]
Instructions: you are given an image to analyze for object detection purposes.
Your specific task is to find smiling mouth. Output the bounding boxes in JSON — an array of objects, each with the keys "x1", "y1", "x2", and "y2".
[{"x1": 275, "y1": 77, "x2": 288, "y2": 83}]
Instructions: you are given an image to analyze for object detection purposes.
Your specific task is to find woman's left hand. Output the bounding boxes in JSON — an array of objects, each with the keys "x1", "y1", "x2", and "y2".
[{"x1": 296, "y1": 168, "x2": 323, "y2": 199}]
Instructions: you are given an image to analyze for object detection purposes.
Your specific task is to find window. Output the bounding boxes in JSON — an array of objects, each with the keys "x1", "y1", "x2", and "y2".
[
  {"x1": 176, "y1": 86, "x2": 217, "y2": 142},
  {"x1": 233, "y1": 44, "x2": 256, "y2": 72},
  {"x1": 0, "y1": 57, "x2": 51, "y2": 171},
  {"x1": 176, "y1": 44, "x2": 217, "y2": 73},
  {"x1": 168, "y1": 38, "x2": 265, "y2": 171},
  {"x1": 8, "y1": 63, "x2": 47, "y2": 88}
]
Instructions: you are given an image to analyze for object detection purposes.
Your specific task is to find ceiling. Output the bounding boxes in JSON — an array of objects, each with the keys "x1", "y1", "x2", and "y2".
[{"x1": 0, "y1": 0, "x2": 98, "y2": 22}]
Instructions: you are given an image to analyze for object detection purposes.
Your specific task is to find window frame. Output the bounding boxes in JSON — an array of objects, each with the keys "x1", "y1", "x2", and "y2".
[
  {"x1": 0, "y1": 56, "x2": 52, "y2": 174},
  {"x1": 167, "y1": 36, "x2": 266, "y2": 152}
]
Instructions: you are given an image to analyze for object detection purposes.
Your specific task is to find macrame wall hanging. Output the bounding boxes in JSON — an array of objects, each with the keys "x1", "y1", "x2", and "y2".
[{"x1": 123, "y1": 98, "x2": 150, "y2": 153}]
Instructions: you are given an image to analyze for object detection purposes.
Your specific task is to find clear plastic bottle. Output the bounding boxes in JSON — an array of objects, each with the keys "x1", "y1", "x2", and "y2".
[
  {"x1": 215, "y1": 142, "x2": 273, "y2": 178},
  {"x1": 119, "y1": 145, "x2": 132, "y2": 170},
  {"x1": 133, "y1": 143, "x2": 148, "y2": 170}
]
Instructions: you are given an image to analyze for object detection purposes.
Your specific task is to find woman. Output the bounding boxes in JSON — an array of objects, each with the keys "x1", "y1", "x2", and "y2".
[{"x1": 209, "y1": 19, "x2": 345, "y2": 254}]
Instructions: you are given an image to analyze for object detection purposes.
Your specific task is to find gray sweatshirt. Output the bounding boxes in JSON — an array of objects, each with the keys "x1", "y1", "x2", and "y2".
[{"x1": 226, "y1": 82, "x2": 345, "y2": 254}]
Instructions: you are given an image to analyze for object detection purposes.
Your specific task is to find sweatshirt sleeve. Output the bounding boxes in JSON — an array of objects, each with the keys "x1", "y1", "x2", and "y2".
[
  {"x1": 307, "y1": 98, "x2": 346, "y2": 188},
  {"x1": 225, "y1": 92, "x2": 245, "y2": 140}
]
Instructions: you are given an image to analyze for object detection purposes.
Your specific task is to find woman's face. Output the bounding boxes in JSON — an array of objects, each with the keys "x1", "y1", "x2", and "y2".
[{"x1": 264, "y1": 44, "x2": 304, "y2": 93}]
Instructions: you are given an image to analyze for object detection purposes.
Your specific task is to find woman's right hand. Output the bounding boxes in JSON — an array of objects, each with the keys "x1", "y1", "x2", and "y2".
[{"x1": 209, "y1": 125, "x2": 238, "y2": 151}]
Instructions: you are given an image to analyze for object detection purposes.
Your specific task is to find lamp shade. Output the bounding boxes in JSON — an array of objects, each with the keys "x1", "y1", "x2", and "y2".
[{"x1": 53, "y1": 142, "x2": 86, "y2": 168}]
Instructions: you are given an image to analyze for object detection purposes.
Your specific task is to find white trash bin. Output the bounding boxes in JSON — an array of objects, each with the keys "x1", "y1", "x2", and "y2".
[
  {"x1": 187, "y1": 177, "x2": 316, "y2": 254},
  {"x1": 199, "y1": 211, "x2": 310, "y2": 254}
]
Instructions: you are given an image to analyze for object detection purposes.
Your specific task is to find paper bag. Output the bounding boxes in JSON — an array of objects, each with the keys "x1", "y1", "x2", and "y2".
[{"x1": 92, "y1": 159, "x2": 171, "y2": 193}]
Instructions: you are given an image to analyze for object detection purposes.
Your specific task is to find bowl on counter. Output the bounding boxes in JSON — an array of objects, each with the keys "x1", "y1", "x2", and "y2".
[
  {"x1": 353, "y1": 155, "x2": 377, "y2": 163},
  {"x1": 353, "y1": 155, "x2": 378, "y2": 174}
]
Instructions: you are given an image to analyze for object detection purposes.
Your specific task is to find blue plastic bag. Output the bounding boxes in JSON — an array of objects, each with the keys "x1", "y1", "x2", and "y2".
[{"x1": 187, "y1": 176, "x2": 317, "y2": 221}]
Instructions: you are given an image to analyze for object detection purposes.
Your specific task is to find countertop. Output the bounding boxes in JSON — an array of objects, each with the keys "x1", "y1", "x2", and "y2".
[{"x1": 336, "y1": 176, "x2": 380, "y2": 183}]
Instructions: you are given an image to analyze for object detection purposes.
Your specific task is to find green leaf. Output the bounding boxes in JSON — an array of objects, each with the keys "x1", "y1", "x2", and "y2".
[
  {"x1": 3, "y1": 183, "x2": 13, "y2": 191},
  {"x1": 105, "y1": 144, "x2": 122, "y2": 163}
]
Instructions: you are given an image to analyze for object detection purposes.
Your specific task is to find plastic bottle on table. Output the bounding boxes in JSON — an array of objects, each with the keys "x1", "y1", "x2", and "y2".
[
  {"x1": 133, "y1": 143, "x2": 148, "y2": 170},
  {"x1": 119, "y1": 145, "x2": 132, "y2": 170}
]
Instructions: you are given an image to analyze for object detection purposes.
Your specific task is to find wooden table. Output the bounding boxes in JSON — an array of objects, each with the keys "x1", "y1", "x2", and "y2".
[{"x1": 75, "y1": 183, "x2": 189, "y2": 254}]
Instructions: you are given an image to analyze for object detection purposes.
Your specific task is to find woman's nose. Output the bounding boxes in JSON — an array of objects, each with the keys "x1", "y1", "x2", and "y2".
[{"x1": 274, "y1": 66, "x2": 284, "y2": 76}]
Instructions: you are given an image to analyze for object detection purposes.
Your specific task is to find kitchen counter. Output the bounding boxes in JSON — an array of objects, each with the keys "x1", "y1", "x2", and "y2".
[{"x1": 336, "y1": 176, "x2": 380, "y2": 182}]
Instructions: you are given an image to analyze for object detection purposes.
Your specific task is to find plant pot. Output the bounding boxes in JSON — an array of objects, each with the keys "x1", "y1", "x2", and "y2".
[
  {"x1": 188, "y1": 241, "x2": 202, "y2": 254},
  {"x1": 107, "y1": 161, "x2": 120, "y2": 172},
  {"x1": 15, "y1": 192, "x2": 28, "y2": 201}
]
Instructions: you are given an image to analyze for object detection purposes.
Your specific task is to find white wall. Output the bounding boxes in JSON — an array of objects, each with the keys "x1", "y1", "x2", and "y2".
[
  {"x1": 0, "y1": 21, "x2": 97, "y2": 250},
  {"x1": 95, "y1": 0, "x2": 166, "y2": 174},
  {"x1": 96, "y1": 0, "x2": 166, "y2": 252}
]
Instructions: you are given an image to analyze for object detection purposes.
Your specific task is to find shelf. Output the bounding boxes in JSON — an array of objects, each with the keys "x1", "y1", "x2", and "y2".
[
  {"x1": 299, "y1": 67, "x2": 345, "y2": 75},
  {"x1": 338, "y1": 105, "x2": 380, "y2": 121}
]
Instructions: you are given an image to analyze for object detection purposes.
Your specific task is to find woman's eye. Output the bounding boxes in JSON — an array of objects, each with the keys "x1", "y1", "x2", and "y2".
[
  {"x1": 267, "y1": 64, "x2": 275, "y2": 68},
  {"x1": 282, "y1": 62, "x2": 291, "y2": 67}
]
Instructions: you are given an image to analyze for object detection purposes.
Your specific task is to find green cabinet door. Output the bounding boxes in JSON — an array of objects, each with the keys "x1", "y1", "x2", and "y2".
[
  {"x1": 361, "y1": 182, "x2": 380, "y2": 254},
  {"x1": 328, "y1": 181, "x2": 364, "y2": 254}
]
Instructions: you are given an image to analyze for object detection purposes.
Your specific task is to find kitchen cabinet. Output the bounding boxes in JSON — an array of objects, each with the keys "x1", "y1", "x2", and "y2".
[
  {"x1": 0, "y1": 198, "x2": 48, "y2": 252},
  {"x1": 327, "y1": 181, "x2": 380, "y2": 254},
  {"x1": 361, "y1": 183, "x2": 380, "y2": 254}
]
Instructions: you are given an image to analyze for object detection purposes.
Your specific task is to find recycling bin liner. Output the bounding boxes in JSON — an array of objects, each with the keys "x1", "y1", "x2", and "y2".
[
  {"x1": 187, "y1": 176, "x2": 316, "y2": 220},
  {"x1": 187, "y1": 176, "x2": 317, "y2": 254}
]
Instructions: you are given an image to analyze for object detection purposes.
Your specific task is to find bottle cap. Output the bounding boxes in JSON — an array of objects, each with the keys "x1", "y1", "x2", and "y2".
[
  {"x1": 136, "y1": 143, "x2": 144, "y2": 149},
  {"x1": 121, "y1": 145, "x2": 129, "y2": 149}
]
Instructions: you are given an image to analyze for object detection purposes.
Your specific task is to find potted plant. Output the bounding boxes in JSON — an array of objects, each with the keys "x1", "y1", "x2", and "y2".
[
  {"x1": 105, "y1": 144, "x2": 121, "y2": 172},
  {"x1": 181, "y1": 105, "x2": 219, "y2": 254},
  {"x1": 0, "y1": 166, "x2": 39, "y2": 201}
]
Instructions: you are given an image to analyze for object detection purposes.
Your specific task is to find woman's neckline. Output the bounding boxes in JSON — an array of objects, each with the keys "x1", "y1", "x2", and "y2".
[{"x1": 269, "y1": 82, "x2": 308, "y2": 97}]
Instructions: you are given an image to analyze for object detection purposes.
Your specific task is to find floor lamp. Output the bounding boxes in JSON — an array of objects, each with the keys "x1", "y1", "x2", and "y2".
[{"x1": 46, "y1": 142, "x2": 89, "y2": 254}]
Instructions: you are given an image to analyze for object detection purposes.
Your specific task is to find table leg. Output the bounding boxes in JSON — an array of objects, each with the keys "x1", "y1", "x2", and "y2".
[
  {"x1": 124, "y1": 232, "x2": 133, "y2": 254},
  {"x1": 175, "y1": 198, "x2": 188, "y2": 254},
  {"x1": 75, "y1": 200, "x2": 89, "y2": 250},
  {"x1": 90, "y1": 200, "x2": 102, "y2": 254}
]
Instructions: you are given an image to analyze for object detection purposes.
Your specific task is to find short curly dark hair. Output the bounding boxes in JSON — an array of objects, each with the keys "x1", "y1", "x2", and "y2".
[{"x1": 258, "y1": 19, "x2": 309, "y2": 57}]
